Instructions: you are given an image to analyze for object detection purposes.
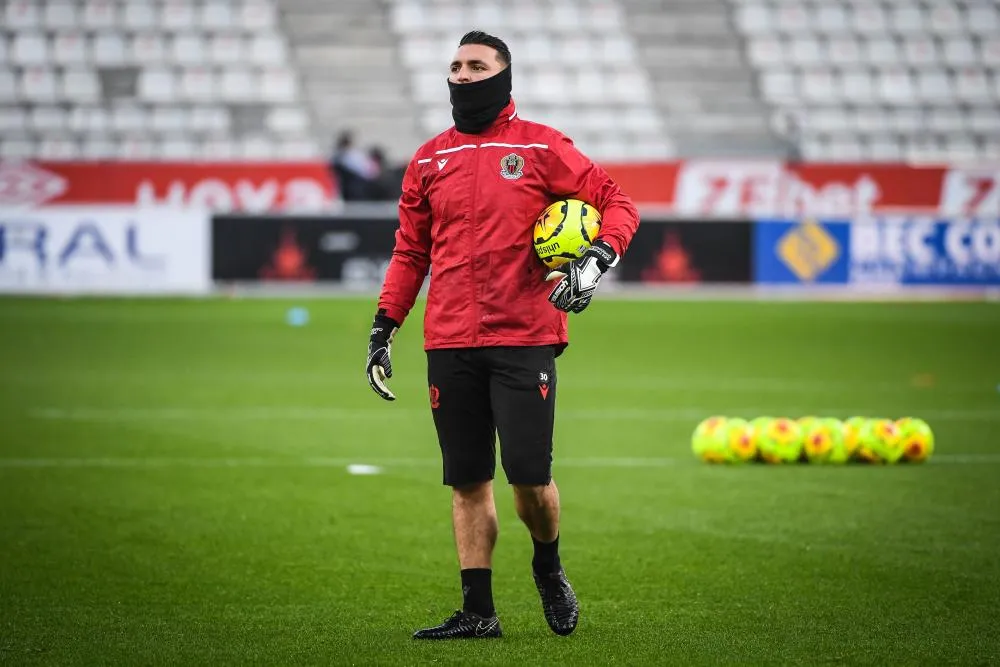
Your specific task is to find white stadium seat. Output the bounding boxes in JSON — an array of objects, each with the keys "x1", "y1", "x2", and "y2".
[
  {"x1": 138, "y1": 68, "x2": 177, "y2": 102},
  {"x1": 181, "y1": 67, "x2": 218, "y2": 102},
  {"x1": 209, "y1": 34, "x2": 245, "y2": 65},
  {"x1": 219, "y1": 68, "x2": 256, "y2": 102},
  {"x1": 201, "y1": 1, "x2": 236, "y2": 30},
  {"x1": 20, "y1": 67, "x2": 58, "y2": 101},
  {"x1": 92, "y1": 33, "x2": 127, "y2": 65},
  {"x1": 52, "y1": 32, "x2": 88, "y2": 65},
  {"x1": 44, "y1": 2, "x2": 80, "y2": 29},
  {"x1": 131, "y1": 33, "x2": 166, "y2": 64},
  {"x1": 111, "y1": 105, "x2": 148, "y2": 133},
  {"x1": 122, "y1": 3, "x2": 156, "y2": 29},
  {"x1": 61, "y1": 68, "x2": 101, "y2": 102},
  {"x1": 171, "y1": 34, "x2": 208, "y2": 65},
  {"x1": 82, "y1": 0, "x2": 117, "y2": 29},
  {"x1": 4, "y1": 1, "x2": 40, "y2": 29},
  {"x1": 151, "y1": 107, "x2": 189, "y2": 133},
  {"x1": 0, "y1": 107, "x2": 27, "y2": 132},
  {"x1": 161, "y1": 1, "x2": 196, "y2": 30},
  {"x1": 12, "y1": 34, "x2": 49, "y2": 66},
  {"x1": 30, "y1": 106, "x2": 68, "y2": 131}
]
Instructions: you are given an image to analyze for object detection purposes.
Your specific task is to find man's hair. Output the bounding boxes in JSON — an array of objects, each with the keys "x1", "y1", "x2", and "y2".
[{"x1": 459, "y1": 30, "x2": 511, "y2": 66}]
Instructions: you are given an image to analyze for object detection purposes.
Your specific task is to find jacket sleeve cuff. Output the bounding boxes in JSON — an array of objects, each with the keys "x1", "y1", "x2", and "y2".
[{"x1": 378, "y1": 304, "x2": 408, "y2": 327}]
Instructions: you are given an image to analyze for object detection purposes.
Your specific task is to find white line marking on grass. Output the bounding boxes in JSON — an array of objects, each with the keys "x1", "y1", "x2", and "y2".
[
  {"x1": 27, "y1": 406, "x2": 1000, "y2": 422},
  {"x1": 346, "y1": 464, "x2": 383, "y2": 475},
  {"x1": 1, "y1": 455, "x2": 998, "y2": 469}
]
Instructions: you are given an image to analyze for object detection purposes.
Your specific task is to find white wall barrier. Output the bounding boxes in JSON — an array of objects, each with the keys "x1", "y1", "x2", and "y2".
[{"x1": 0, "y1": 206, "x2": 209, "y2": 295}]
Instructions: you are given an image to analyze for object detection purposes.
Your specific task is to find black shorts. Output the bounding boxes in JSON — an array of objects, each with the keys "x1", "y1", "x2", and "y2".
[{"x1": 426, "y1": 345, "x2": 557, "y2": 487}]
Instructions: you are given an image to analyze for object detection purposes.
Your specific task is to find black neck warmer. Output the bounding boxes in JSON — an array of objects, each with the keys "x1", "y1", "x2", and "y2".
[{"x1": 448, "y1": 67, "x2": 512, "y2": 134}]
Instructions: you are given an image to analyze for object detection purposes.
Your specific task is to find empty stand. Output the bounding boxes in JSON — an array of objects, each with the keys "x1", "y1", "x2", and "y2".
[
  {"x1": 0, "y1": 0, "x2": 317, "y2": 161},
  {"x1": 734, "y1": 0, "x2": 1000, "y2": 162}
]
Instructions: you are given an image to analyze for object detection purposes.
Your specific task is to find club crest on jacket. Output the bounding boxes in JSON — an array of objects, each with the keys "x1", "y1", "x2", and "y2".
[{"x1": 500, "y1": 153, "x2": 524, "y2": 180}]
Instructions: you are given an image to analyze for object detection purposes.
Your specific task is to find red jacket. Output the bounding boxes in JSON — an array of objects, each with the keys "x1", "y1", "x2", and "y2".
[{"x1": 378, "y1": 100, "x2": 640, "y2": 351}]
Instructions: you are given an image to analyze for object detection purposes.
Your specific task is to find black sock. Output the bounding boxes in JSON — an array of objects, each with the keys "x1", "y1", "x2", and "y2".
[
  {"x1": 460, "y1": 568, "x2": 495, "y2": 618},
  {"x1": 532, "y1": 534, "x2": 561, "y2": 576}
]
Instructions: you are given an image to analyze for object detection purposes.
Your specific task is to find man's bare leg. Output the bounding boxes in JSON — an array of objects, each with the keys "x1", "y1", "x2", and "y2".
[
  {"x1": 453, "y1": 481, "x2": 498, "y2": 619},
  {"x1": 513, "y1": 479, "x2": 579, "y2": 636}
]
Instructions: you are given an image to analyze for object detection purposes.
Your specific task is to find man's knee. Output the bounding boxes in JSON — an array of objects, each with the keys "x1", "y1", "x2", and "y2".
[
  {"x1": 512, "y1": 482, "x2": 553, "y2": 507},
  {"x1": 453, "y1": 480, "x2": 492, "y2": 502}
]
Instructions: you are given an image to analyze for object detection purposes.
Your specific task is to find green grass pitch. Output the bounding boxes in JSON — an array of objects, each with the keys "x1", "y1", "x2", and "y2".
[{"x1": 1, "y1": 297, "x2": 999, "y2": 665}]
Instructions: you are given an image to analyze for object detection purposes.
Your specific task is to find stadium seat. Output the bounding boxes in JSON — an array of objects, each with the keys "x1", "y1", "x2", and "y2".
[
  {"x1": 207, "y1": 33, "x2": 242, "y2": 64},
  {"x1": 240, "y1": 1, "x2": 277, "y2": 30},
  {"x1": 61, "y1": 68, "x2": 101, "y2": 102},
  {"x1": 850, "y1": 5, "x2": 888, "y2": 35},
  {"x1": 789, "y1": 38, "x2": 825, "y2": 67},
  {"x1": 171, "y1": 34, "x2": 208, "y2": 65},
  {"x1": 260, "y1": 68, "x2": 297, "y2": 102},
  {"x1": 30, "y1": 106, "x2": 68, "y2": 132},
  {"x1": 943, "y1": 39, "x2": 977, "y2": 67},
  {"x1": 267, "y1": 107, "x2": 310, "y2": 134},
  {"x1": 916, "y1": 69, "x2": 954, "y2": 104},
  {"x1": 11, "y1": 33, "x2": 49, "y2": 66},
  {"x1": 81, "y1": 136, "x2": 116, "y2": 159},
  {"x1": 181, "y1": 67, "x2": 218, "y2": 102},
  {"x1": 82, "y1": 0, "x2": 117, "y2": 29},
  {"x1": 201, "y1": 1, "x2": 235, "y2": 30},
  {"x1": 44, "y1": 2, "x2": 79, "y2": 29},
  {"x1": 69, "y1": 106, "x2": 110, "y2": 133},
  {"x1": 827, "y1": 37, "x2": 862, "y2": 66},
  {"x1": 814, "y1": 5, "x2": 849, "y2": 33},
  {"x1": 1, "y1": 137, "x2": 37, "y2": 159},
  {"x1": 4, "y1": 1, "x2": 40, "y2": 29},
  {"x1": 0, "y1": 107, "x2": 27, "y2": 132},
  {"x1": 161, "y1": 1, "x2": 196, "y2": 30},
  {"x1": 278, "y1": 139, "x2": 320, "y2": 160},
  {"x1": 160, "y1": 136, "x2": 197, "y2": 159},
  {"x1": 93, "y1": 33, "x2": 127, "y2": 65},
  {"x1": 927, "y1": 5, "x2": 964, "y2": 36},
  {"x1": 239, "y1": 135, "x2": 276, "y2": 159},
  {"x1": 116, "y1": 136, "x2": 156, "y2": 159},
  {"x1": 20, "y1": 67, "x2": 58, "y2": 102},
  {"x1": 248, "y1": 34, "x2": 287, "y2": 65},
  {"x1": 190, "y1": 106, "x2": 230, "y2": 132},
  {"x1": 982, "y1": 38, "x2": 1000, "y2": 67},
  {"x1": 131, "y1": 33, "x2": 166, "y2": 64},
  {"x1": 966, "y1": 5, "x2": 1000, "y2": 34},
  {"x1": 52, "y1": 32, "x2": 88, "y2": 65},
  {"x1": 735, "y1": 4, "x2": 771, "y2": 34},
  {"x1": 138, "y1": 67, "x2": 177, "y2": 102},
  {"x1": 150, "y1": 106, "x2": 188, "y2": 133},
  {"x1": 122, "y1": 3, "x2": 157, "y2": 29},
  {"x1": 111, "y1": 105, "x2": 147, "y2": 133}
]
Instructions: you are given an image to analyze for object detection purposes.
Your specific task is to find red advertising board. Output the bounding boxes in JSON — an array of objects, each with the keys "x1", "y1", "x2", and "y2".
[
  {"x1": 0, "y1": 161, "x2": 336, "y2": 212},
  {"x1": 2, "y1": 159, "x2": 999, "y2": 217}
]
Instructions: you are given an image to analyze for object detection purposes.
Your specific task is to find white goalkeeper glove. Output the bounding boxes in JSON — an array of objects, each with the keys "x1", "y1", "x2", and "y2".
[{"x1": 546, "y1": 239, "x2": 619, "y2": 313}]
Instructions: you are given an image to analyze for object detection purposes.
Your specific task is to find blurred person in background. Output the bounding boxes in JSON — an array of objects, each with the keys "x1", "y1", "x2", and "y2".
[
  {"x1": 365, "y1": 145, "x2": 406, "y2": 201},
  {"x1": 330, "y1": 130, "x2": 379, "y2": 201},
  {"x1": 364, "y1": 31, "x2": 639, "y2": 639}
]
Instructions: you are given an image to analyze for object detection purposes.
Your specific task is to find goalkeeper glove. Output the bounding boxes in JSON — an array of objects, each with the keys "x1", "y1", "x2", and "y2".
[
  {"x1": 546, "y1": 239, "x2": 619, "y2": 313},
  {"x1": 366, "y1": 310, "x2": 399, "y2": 401}
]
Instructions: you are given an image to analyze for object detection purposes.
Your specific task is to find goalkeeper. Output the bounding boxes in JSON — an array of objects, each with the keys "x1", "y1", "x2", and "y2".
[{"x1": 365, "y1": 30, "x2": 639, "y2": 639}]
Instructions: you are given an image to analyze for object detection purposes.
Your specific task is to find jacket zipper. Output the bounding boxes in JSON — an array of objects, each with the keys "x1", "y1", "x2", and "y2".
[{"x1": 469, "y1": 140, "x2": 481, "y2": 346}]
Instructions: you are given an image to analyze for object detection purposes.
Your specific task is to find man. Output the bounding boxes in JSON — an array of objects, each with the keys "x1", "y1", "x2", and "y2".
[{"x1": 366, "y1": 31, "x2": 639, "y2": 639}]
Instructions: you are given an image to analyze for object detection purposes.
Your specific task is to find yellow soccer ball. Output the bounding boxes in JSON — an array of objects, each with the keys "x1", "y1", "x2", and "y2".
[
  {"x1": 533, "y1": 199, "x2": 602, "y2": 270},
  {"x1": 896, "y1": 417, "x2": 935, "y2": 463}
]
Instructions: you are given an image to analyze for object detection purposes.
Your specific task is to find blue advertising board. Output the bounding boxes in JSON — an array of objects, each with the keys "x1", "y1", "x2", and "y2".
[
  {"x1": 754, "y1": 219, "x2": 850, "y2": 284},
  {"x1": 754, "y1": 218, "x2": 1000, "y2": 286}
]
